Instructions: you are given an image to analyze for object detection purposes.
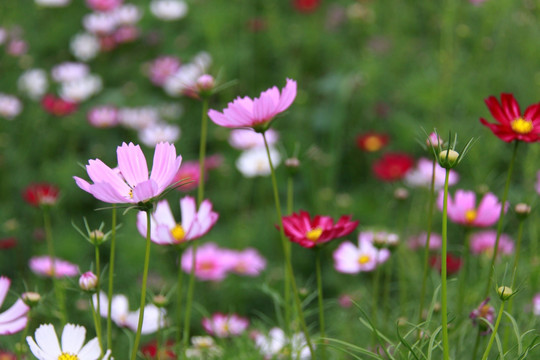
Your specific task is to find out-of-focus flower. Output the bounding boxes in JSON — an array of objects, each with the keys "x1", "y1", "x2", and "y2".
[
  {"x1": 536, "y1": 170, "x2": 540, "y2": 195},
  {"x1": 139, "y1": 122, "x2": 181, "y2": 147},
  {"x1": 480, "y1": 93, "x2": 540, "y2": 143},
  {"x1": 27, "y1": 323, "x2": 111, "y2": 359},
  {"x1": 74, "y1": 142, "x2": 182, "y2": 204},
  {"x1": 172, "y1": 156, "x2": 222, "y2": 192},
  {"x1": 18, "y1": 69, "x2": 49, "y2": 100},
  {"x1": 281, "y1": 210, "x2": 358, "y2": 249},
  {"x1": 149, "y1": 56, "x2": 181, "y2": 86},
  {"x1": 22, "y1": 292, "x2": 41, "y2": 307},
  {"x1": 113, "y1": 25, "x2": 138, "y2": 43},
  {"x1": 164, "y1": 64, "x2": 205, "y2": 97},
  {"x1": 93, "y1": 291, "x2": 166, "y2": 334},
  {"x1": 437, "y1": 189, "x2": 507, "y2": 227},
  {"x1": 202, "y1": 313, "x2": 249, "y2": 338},
  {"x1": 226, "y1": 248, "x2": 266, "y2": 276},
  {"x1": 0, "y1": 93, "x2": 22, "y2": 120},
  {"x1": 236, "y1": 146, "x2": 281, "y2": 177},
  {"x1": 59, "y1": 74, "x2": 102, "y2": 103},
  {"x1": 196, "y1": 74, "x2": 215, "y2": 96},
  {"x1": 0, "y1": 237, "x2": 17, "y2": 249},
  {"x1": 429, "y1": 253, "x2": 462, "y2": 275},
  {"x1": 405, "y1": 158, "x2": 459, "y2": 190},
  {"x1": 34, "y1": 0, "x2": 71, "y2": 6},
  {"x1": 150, "y1": 0, "x2": 188, "y2": 21},
  {"x1": 334, "y1": 233, "x2": 390, "y2": 273},
  {"x1": 533, "y1": 293, "x2": 540, "y2": 316},
  {"x1": 51, "y1": 62, "x2": 89, "y2": 83},
  {"x1": 136, "y1": 197, "x2": 218, "y2": 245},
  {"x1": 292, "y1": 0, "x2": 320, "y2": 13},
  {"x1": 470, "y1": 298, "x2": 495, "y2": 335},
  {"x1": 70, "y1": 33, "x2": 100, "y2": 61},
  {"x1": 41, "y1": 94, "x2": 78, "y2": 116},
  {"x1": 142, "y1": 339, "x2": 176, "y2": 359},
  {"x1": 118, "y1": 106, "x2": 160, "y2": 130},
  {"x1": 0, "y1": 351, "x2": 15, "y2": 360},
  {"x1": 408, "y1": 232, "x2": 442, "y2": 251},
  {"x1": 86, "y1": 0, "x2": 123, "y2": 12},
  {"x1": 208, "y1": 78, "x2": 296, "y2": 132},
  {"x1": 372, "y1": 153, "x2": 414, "y2": 181},
  {"x1": 470, "y1": 230, "x2": 513, "y2": 257},
  {"x1": 29, "y1": 256, "x2": 79, "y2": 278},
  {"x1": 185, "y1": 336, "x2": 222, "y2": 359},
  {"x1": 87, "y1": 106, "x2": 119, "y2": 128},
  {"x1": 229, "y1": 128, "x2": 279, "y2": 150},
  {"x1": 0, "y1": 28, "x2": 6, "y2": 45},
  {"x1": 79, "y1": 271, "x2": 98, "y2": 291},
  {"x1": 22, "y1": 182, "x2": 60, "y2": 207},
  {"x1": 470, "y1": 0, "x2": 488, "y2": 5},
  {"x1": 254, "y1": 327, "x2": 311, "y2": 360},
  {"x1": 114, "y1": 4, "x2": 142, "y2": 24},
  {"x1": 0, "y1": 277, "x2": 29, "y2": 335},
  {"x1": 181, "y1": 243, "x2": 234, "y2": 281},
  {"x1": 83, "y1": 12, "x2": 118, "y2": 35},
  {"x1": 356, "y1": 132, "x2": 389, "y2": 152}
]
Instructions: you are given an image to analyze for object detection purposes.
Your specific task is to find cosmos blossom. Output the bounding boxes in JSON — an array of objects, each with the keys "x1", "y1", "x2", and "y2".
[
  {"x1": 29, "y1": 256, "x2": 79, "y2": 278},
  {"x1": 333, "y1": 232, "x2": 391, "y2": 273},
  {"x1": 181, "y1": 243, "x2": 235, "y2": 281},
  {"x1": 437, "y1": 189, "x2": 507, "y2": 227},
  {"x1": 22, "y1": 183, "x2": 60, "y2": 207},
  {"x1": 0, "y1": 277, "x2": 29, "y2": 335},
  {"x1": 74, "y1": 142, "x2": 182, "y2": 204},
  {"x1": 470, "y1": 230, "x2": 514, "y2": 257},
  {"x1": 201, "y1": 313, "x2": 249, "y2": 338},
  {"x1": 356, "y1": 132, "x2": 389, "y2": 152},
  {"x1": 372, "y1": 152, "x2": 414, "y2": 181}
]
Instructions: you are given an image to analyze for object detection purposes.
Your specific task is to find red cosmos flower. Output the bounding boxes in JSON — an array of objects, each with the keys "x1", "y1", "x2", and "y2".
[
  {"x1": 372, "y1": 153, "x2": 414, "y2": 181},
  {"x1": 41, "y1": 94, "x2": 78, "y2": 117},
  {"x1": 141, "y1": 339, "x2": 176, "y2": 359},
  {"x1": 0, "y1": 237, "x2": 17, "y2": 249},
  {"x1": 22, "y1": 183, "x2": 60, "y2": 207},
  {"x1": 429, "y1": 253, "x2": 462, "y2": 276},
  {"x1": 356, "y1": 132, "x2": 390, "y2": 152},
  {"x1": 281, "y1": 210, "x2": 358, "y2": 248},
  {"x1": 293, "y1": 0, "x2": 321, "y2": 13},
  {"x1": 480, "y1": 93, "x2": 540, "y2": 142}
]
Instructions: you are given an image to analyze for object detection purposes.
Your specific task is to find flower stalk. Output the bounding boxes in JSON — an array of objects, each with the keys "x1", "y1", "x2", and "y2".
[
  {"x1": 107, "y1": 204, "x2": 117, "y2": 352},
  {"x1": 441, "y1": 168, "x2": 451, "y2": 360}
]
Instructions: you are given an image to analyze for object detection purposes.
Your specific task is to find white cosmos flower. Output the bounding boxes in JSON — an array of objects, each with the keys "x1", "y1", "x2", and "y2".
[
  {"x1": 51, "y1": 62, "x2": 89, "y2": 83},
  {"x1": 70, "y1": 33, "x2": 100, "y2": 61},
  {"x1": 34, "y1": 0, "x2": 71, "y2": 7},
  {"x1": 59, "y1": 75, "x2": 102, "y2": 103},
  {"x1": 235, "y1": 146, "x2": 281, "y2": 178},
  {"x1": 26, "y1": 323, "x2": 111, "y2": 360},
  {"x1": 0, "y1": 93, "x2": 22, "y2": 120},
  {"x1": 18, "y1": 69, "x2": 49, "y2": 100},
  {"x1": 150, "y1": 0, "x2": 188, "y2": 21},
  {"x1": 138, "y1": 122, "x2": 180, "y2": 147}
]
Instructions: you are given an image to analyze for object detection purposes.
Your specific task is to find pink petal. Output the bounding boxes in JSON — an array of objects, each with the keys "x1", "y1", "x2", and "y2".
[
  {"x1": 132, "y1": 179, "x2": 159, "y2": 202},
  {"x1": 276, "y1": 78, "x2": 297, "y2": 113},
  {"x1": 150, "y1": 142, "x2": 181, "y2": 192},
  {"x1": 86, "y1": 159, "x2": 131, "y2": 195},
  {"x1": 117, "y1": 142, "x2": 149, "y2": 187},
  {"x1": 0, "y1": 277, "x2": 10, "y2": 307},
  {"x1": 0, "y1": 299, "x2": 28, "y2": 324},
  {"x1": 89, "y1": 182, "x2": 131, "y2": 203},
  {"x1": 0, "y1": 316, "x2": 27, "y2": 335},
  {"x1": 180, "y1": 196, "x2": 197, "y2": 231}
]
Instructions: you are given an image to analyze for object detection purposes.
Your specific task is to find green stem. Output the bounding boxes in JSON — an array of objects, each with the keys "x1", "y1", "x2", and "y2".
[
  {"x1": 315, "y1": 248, "x2": 327, "y2": 360},
  {"x1": 371, "y1": 261, "x2": 381, "y2": 345},
  {"x1": 16, "y1": 309, "x2": 31, "y2": 360},
  {"x1": 176, "y1": 247, "x2": 184, "y2": 359},
  {"x1": 90, "y1": 295, "x2": 104, "y2": 356},
  {"x1": 481, "y1": 301, "x2": 505, "y2": 360},
  {"x1": 441, "y1": 169, "x2": 451, "y2": 360},
  {"x1": 131, "y1": 210, "x2": 153, "y2": 360},
  {"x1": 94, "y1": 244, "x2": 103, "y2": 356},
  {"x1": 107, "y1": 205, "x2": 117, "y2": 351},
  {"x1": 382, "y1": 254, "x2": 392, "y2": 323},
  {"x1": 283, "y1": 176, "x2": 293, "y2": 339},
  {"x1": 262, "y1": 132, "x2": 315, "y2": 357},
  {"x1": 483, "y1": 141, "x2": 518, "y2": 298},
  {"x1": 457, "y1": 229, "x2": 471, "y2": 317}
]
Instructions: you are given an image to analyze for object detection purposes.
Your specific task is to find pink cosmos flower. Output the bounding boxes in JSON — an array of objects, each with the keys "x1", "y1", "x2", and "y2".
[
  {"x1": 225, "y1": 248, "x2": 267, "y2": 276},
  {"x1": 533, "y1": 294, "x2": 540, "y2": 316},
  {"x1": 136, "y1": 197, "x2": 218, "y2": 245},
  {"x1": 173, "y1": 155, "x2": 222, "y2": 192},
  {"x1": 0, "y1": 277, "x2": 29, "y2": 335},
  {"x1": 208, "y1": 78, "x2": 297, "y2": 132},
  {"x1": 333, "y1": 234, "x2": 390, "y2": 273},
  {"x1": 470, "y1": 298, "x2": 495, "y2": 335},
  {"x1": 74, "y1": 142, "x2": 182, "y2": 204},
  {"x1": 408, "y1": 232, "x2": 442, "y2": 251},
  {"x1": 87, "y1": 106, "x2": 119, "y2": 128},
  {"x1": 29, "y1": 256, "x2": 79, "y2": 278},
  {"x1": 470, "y1": 230, "x2": 514, "y2": 257},
  {"x1": 437, "y1": 189, "x2": 507, "y2": 227},
  {"x1": 86, "y1": 0, "x2": 123, "y2": 12},
  {"x1": 228, "y1": 128, "x2": 279, "y2": 150},
  {"x1": 202, "y1": 313, "x2": 249, "y2": 338},
  {"x1": 281, "y1": 210, "x2": 359, "y2": 248},
  {"x1": 405, "y1": 158, "x2": 459, "y2": 190},
  {"x1": 148, "y1": 56, "x2": 181, "y2": 86},
  {"x1": 181, "y1": 243, "x2": 233, "y2": 281}
]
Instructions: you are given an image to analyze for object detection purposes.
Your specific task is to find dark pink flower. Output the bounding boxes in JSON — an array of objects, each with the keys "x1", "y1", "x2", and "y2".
[{"x1": 22, "y1": 183, "x2": 60, "y2": 207}]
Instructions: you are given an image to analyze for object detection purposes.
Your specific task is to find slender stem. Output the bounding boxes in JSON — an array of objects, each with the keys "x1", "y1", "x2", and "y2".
[
  {"x1": 441, "y1": 169, "x2": 451, "y2": 360},
  {"x1": 107, "y1": 205, "x2": 117, "y2": 351},
  {"x1": 483, "y1": 141, "x2": 519, "y2": 298},
  {"x1": 90, "y1": 295, "x2": 104, "y2": 355},
  {"x1": 16, "y1": 309, "x2": 31, "y2": 360},
  {"x1": 262, "y1": 132, "x2": 315, "y2": 357},
  {"x1": 457, "y1": 229, "x2": 471, "y2": 317},
  {"x1": 284, "y1": 176, "x2": 294, "y2": 337},
  {"x1": 176, "y1": 247, "x2": 184, "y2": 359},
  {"x1": 131, "y1": 210, "x2": 153, "y2": 360},
  {"x1": 382, "y1": 255, "x2": 392, "y2": 323},
  {"x1": 94, "y1": 244, "x2": 103, "y2": 356},
  {"x1": 371, "y1": 261, "x2": 381, "y2": 345},
  {"x1": 315, "y1": 248, "x2": 327, "y2": 360},
  {"x1": 481, "y1": 302, "x2": 506, "y2": 360}
]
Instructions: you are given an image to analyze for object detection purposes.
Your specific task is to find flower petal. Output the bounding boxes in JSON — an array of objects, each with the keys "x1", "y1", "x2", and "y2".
[
  {"x1": 77, "y1": 337, "x2": 101, "y2": 360},
  {"x1": 132, "y1": 179, "x2": 159, "y2": 203},
  {"x1": 117, "y1": 142, "x2": 149, "y2": 187},
  {"x1": 34, "y1": 324, "x2": 62, "y2": 358},
  {"x1": 61, "y1": 324, "x2": 86, "y2": 355},
  {"x1": 0, "y1": 299, "x2": 29, "y2": 324}
]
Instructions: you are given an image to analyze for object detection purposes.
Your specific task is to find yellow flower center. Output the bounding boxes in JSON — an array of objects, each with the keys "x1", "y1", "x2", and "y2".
[
  {"x1": 58, "y1": 353, "x2": 79, "y2": 360},
  {"x1": 465, "y1": 209, "x2": 477, "y2": 223},
  {"x1": 306, "y1": 228, "x2": 323, "y2": 242},
  {"x1": 363, "y1": 136, "x2": 384, "y2": 152},
  {"x1": 358, "y1": 255, "x2": 371, "y2": 264},
  {"x1": 171, "y1": 224, "x2": 185, "y2": 242},
  {"x1": 511, "y1": 117, "x2": 533, "y2": 134},
  {"x1": 128, "y1": 188, "x2": 134, "y2": 199}
]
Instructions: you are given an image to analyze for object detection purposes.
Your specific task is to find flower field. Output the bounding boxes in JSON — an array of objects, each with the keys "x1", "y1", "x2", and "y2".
[{"x1": 1, "y1": 0, "x2": 540, "y2": 359}]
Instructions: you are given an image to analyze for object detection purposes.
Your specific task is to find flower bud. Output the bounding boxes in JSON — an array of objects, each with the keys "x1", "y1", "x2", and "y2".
[
  {"x1": 22, "y1": 292, "x2": 41, "y2": 307},
  {"x1": 285, "y1": 157, "x2": 300, "y2": 176},
  {"x1": 196, "y1": 74, "x2": 215, "y2": 97},
  {"x1": 515, "y1": 203, "x2": 531, "y2": 220},
  {"x1": 426, "y1": 132, "x2": 444, "y2": 148},
  {"x1": 153, "y1": 294, "x2": 168, "y2": 307},
  {"x1": 90, "y1": 230, "x2": 104, "y2": 245},
  {"x1": 438, "y1": 149, "x2": 460, "y2": 169},
  {"x1": 394, "y1": 187, "x2": 409, "y2": 201},
  {"x1": 79, "y1": 271, "x2": 98, "y2": 292},
  {"x1": 497, "y1": 286, "x2": 513, "y2": 301}
]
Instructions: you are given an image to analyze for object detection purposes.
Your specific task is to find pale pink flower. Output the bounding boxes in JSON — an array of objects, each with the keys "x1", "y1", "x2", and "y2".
[
  {"x1": 228, "y1": 128, "x2": 279, "y2": 150},
  {"x1": 173, "y1": 155, "x2": 222, "y2": 192},
  {"x1": 113, "y1": 25, "x2": 138, "y2": 43},
  {"x1": 149, "y1": 56, "x2": 181, "y2": 86},
  {"x1": 408, "y1": 232, "x2": 442, "y2": 251},
  {"x1": 208, "y1": 78, "x2": 297, "y2": 131},
  {"x1": 83, "y1": 12, "x2": 118, "y2": 35},
  {"x1": 136, "y1": 197, "x2": 218, "y2": 245},
  {"x1": 7, "y1": 39, "x2": 27, "y2": 56},
  {"x1": 93, "y1": 291, "x2": 166, "y2": 334},
  {"x1": 118, "y1": 107, "x2": 159, "y2": 130},
  {"x1": 0, "y1": 277, "x2": 29, "y2": 335},
  {"x1": 470, "y1": 230, "x2": 513, "y2": 257},
  {"x1": 114, "y1": 4, "x2": 142, "y2": 24},
  {"x1": 138, "y1": 122, "x2": 180, "y2": 147},
  {"x1": 74, "y1": 142, "x2": 182, "y2": 204},
  {"x1": 51, "y1": 62, "x2": 89, "y2": 83},
  {"x1": 469, "y1": 0, "x2": 488, "y2": 5},
  {"x1": 86, "y1": 0, "x2": 123, "y2": 12},
  {"x1": 533, "y1": 293, "x2": 540, "y2": 316},
  {"x1": 202, "y1": 313, "x2": 249, "y2": 338},
  {"x1": 150, "y1": 0, "x2": 188, "y2": 21},
  {"x1": 70, "y1": 32, "x2": 100, "y2": 61},
  {"x1": 87, "y1": 106, "x2": 119, "y2": 128},
  {"x1": 29, "y1": 256, "x2": 79, "y2": 278},
  {"x1": 226, "y1": 248, "x2": 266, "y2": 276},
  {"x1": 79, "y1": 272, "x2": 98, "y2": 291},
  {"x1": 181, "y1": 243, "x2": 232, "y2": 281},
  {"x1": 0, "y1": 94, "x2": 22, "y2": 120},
  {"x1": 437, "y1": 189, "x2": 507, "y2": 227},
  {"x1": 405, "y1": 158, "x2": 459, "y2": 190},
  {"x1": 236, "y1": 146, "x2": 281, "y2": 178},
  {"x1": 333, "y1": 232, "x2": 390, "y2": 273}
]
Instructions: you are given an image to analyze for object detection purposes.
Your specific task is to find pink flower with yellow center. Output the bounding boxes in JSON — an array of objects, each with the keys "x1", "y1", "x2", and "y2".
[
  {"x1": 181, "y1": 243, "x2": 234, "y2": 281},
  {"x1": 437, "y1": 189, "x2": 507, "y2": 227},
  {"x1": 136, "y1": 197, "x2": 218, "y2": 245},
  {"x1": 29, "y1": 256, "x2": 79, "y2": 278},
  {"x1": 201, "y1": 313, "x2": 249, "y2": 338},
  {"x1": 333, "y1": 232, "x2": 391, "y2": 273},
  {"x1": 74, "y1": 142, "x2": 182, "y2": 204},
  {"x1": 281, "y1": 210, "x2": 358, "y2": 249}
]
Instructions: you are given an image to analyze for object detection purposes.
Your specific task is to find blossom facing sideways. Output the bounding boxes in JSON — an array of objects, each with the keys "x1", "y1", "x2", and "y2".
[
  {"x1": 26, "y1": 323, "x2": 111, "y2": 360},
  {"x1": 208, "y1": 78, "x2": 297, "y2": 132},
  {"x1": 225, "y1": 248, "x2": 267, "y2": 276},
  {"x1": 74, "y1": 142, "x2": 182, "y2": 204},
  {"x1": 136, "y1": 197, "x2": 218, "y2": 245},
  {"x1": 29, "y1": 256, "x2": 79, "y2": 278},
  {"x1": 201, "y1": 313, "x2": 249, "y2": 338},
  {"x1": 0, "y1": 277, "x2": 29, "y2": 335},
  {"x1": 470, "y1": 230, "x2": 513, "y2": 258},
  {"x1": 372, "y1": 152, "x2": 414, "y2": 181},
  {"x1": 181, "y1": 243, "x2": 235, "y2": 281},
  {"x1": 405, "y1": 157, "x2": 459, "y2": 190},
  {"x1": 281, "y1": 210, "x2": 358, "y2": 248},
  {"x1": 470, "y1": 298, "x2": 495, "y2": 335},
  {"x1": 22, "y1": 182, "x2": 60, "y2": 207},
  {"x1": 437, "y1": 189, "x2": 507, "y2": 227},
  {"x1": 480, "y1": 93, "x2": 540, "y2": 143}
]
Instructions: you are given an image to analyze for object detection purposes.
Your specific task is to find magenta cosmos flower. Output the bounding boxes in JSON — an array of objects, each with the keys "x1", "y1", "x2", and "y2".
[
  {"x1": 202, "y1": 313, "x2": 249, "y2": 338},
  {"x1": 470, "y1": 230, "x2": 514, "y2": 257},
  {"x1": 29, "y1": 256, "x2": 79, "y2": 278},
  {"x1": 136, "y1": 197, "x2": 218, "y2": 245},
  {"x1": 437, "y1": 189, "x2": 507, "y2": 227},
  {"x1": 181, "y1": 242, "x2": 234, "y2": 281},
  {"x1": 208, "y1": 78, "x2": 297, "y2": 132},
  {"x1": 74, "y1": 142, "x2": 182, "y2": 204},
  {"x1": 0, "y1": 277, "x2": 29, "y2": 335},
  {"x1": 281, "y1": 210, "x2": 358, "y2": 248}
]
